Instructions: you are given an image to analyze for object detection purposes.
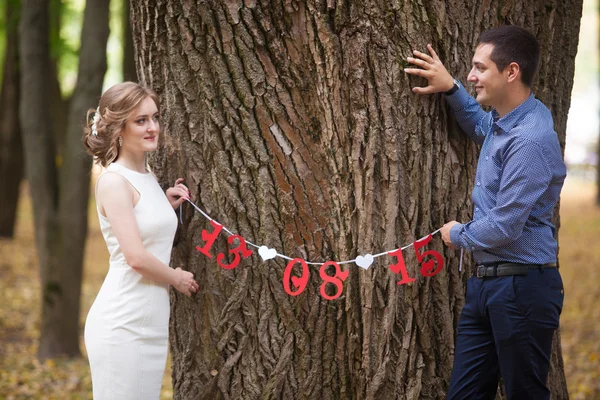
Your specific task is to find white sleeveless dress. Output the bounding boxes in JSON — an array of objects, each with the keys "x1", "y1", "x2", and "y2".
[{"x1": 84, "y1": 163, "x2": 178, "y2": 400}]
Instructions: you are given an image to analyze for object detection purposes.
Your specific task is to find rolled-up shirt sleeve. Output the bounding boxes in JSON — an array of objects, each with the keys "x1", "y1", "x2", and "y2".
[{"x1": 449, "y1": 138, "x2": 553, "y2": 250}]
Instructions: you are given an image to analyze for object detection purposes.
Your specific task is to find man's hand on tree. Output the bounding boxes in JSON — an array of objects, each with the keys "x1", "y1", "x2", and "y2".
[{"x1": 404, "y1": 44, "x2": 455, "y2": 95}]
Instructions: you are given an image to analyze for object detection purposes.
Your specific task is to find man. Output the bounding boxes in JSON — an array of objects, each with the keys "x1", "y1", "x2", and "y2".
[{"x1": 404, "y1": 26, "x2": 566, "y2": 399}]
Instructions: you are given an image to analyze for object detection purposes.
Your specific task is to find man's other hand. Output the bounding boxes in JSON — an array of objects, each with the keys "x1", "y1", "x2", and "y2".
[{"x1": 405, "y1": 44, "x2": 455, "y2": 95}]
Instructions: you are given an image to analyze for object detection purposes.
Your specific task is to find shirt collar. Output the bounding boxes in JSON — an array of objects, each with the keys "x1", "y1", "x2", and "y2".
[{"x1": 492, "y1": 92, "x2": 537, "y2": 134}]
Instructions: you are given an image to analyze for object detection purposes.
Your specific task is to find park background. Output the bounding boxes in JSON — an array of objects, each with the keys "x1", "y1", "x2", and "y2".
[{"x1": 0, "y1": 0, "x2": 598, "y2": 398}]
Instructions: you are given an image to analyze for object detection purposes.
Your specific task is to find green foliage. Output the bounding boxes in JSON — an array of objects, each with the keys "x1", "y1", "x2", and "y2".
[
  {"x1": 105, "y1": 0, "x2": 126, "y2": 89},
  {"x1": 55, "y1": 0, "x2": 127, "y2": 96},
  {"x1": 54, "y1": 0, "x2": 85, "y2": 97}
]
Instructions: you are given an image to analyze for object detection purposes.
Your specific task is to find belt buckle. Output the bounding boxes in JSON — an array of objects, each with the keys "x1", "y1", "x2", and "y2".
[{"x1": 476, "y1": 265, "x2": 485, "y2": 278}]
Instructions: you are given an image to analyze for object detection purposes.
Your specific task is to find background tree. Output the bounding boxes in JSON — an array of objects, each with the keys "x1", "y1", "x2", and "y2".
[
  {"x1": 0, "y1": 0, "x2": 23, "y2": 238},
  {"x1": 19, "y1": 0, "x2": 110, "y2": 359},
  {"x1": 0, "y1": 0, "x2": 73, "y2": 239},
  {"x1": 122, "y1": 0, "x2": 137, "y2": 82},
  {"x1": 131, "y1": 1, "x2": 581, "y2": 398}
]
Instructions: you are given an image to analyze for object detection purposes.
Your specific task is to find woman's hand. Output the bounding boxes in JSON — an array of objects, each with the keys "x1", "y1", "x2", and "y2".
[
  {"x1": 166, "y1": 178, "x2": 190, "y2": 209},
  {"x1": 173, "y1": 267, "x2": 199, "y2": 297}
]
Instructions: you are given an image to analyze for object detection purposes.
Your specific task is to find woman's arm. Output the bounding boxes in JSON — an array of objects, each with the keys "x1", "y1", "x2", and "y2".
[{"x1": 97, "y1": 172, "x2": 199, "y2": 296}]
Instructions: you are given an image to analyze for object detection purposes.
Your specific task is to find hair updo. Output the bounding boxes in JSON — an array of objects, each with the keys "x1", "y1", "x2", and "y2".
[{"x1": 83, "y1": 82, "x2": 160, "y2": 167}]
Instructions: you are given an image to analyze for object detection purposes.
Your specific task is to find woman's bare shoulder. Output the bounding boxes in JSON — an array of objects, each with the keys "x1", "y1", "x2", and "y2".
[{"x1": 96, "y1": 171, "x2": 130, "y2": 193}]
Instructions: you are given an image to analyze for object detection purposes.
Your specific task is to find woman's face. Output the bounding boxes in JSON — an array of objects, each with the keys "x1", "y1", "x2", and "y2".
[{"x1": 120, "y1": 96, "x2": 160, "y2": 154}]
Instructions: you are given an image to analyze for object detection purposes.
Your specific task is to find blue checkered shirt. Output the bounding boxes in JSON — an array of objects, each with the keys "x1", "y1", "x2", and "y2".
[{"x1": 446, "y1": 81, "x2": 566, "y2": 264}]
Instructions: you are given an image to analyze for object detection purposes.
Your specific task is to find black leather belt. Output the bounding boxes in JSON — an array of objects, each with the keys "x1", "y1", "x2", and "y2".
[{"x1": 475, "y1": 262, "x2": 557, "y2": 278}]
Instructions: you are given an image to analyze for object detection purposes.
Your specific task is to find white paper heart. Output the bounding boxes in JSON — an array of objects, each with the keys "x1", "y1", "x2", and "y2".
[
  {"x1": 258, "y1": 245, "x2": 277, "y2": 261},
  {"x1": 355, "y1": 254, "x2": 374, "y2": 270}
]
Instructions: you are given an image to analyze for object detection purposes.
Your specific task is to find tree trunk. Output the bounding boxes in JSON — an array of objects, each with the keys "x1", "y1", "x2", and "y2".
[
  {"x1": 131, "y1": 1, "x2": 581, "y2": 398},
  {"x1": 0, "y1": 0, "x2": 23, "y2": 238},
  {"x1": 19, "y1": 0, "x2": 109, "y2": 359},
  {"x1": 49, "y1": 0, "x2": 69, "y2": 161},
  {"x1": 122, "y1": 0, "x2": 137, "y2": 82}
]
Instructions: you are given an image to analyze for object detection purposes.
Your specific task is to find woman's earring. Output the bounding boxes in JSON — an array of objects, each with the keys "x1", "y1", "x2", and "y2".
[{"x1": 118, "y1": 136, "x2": 123, "y2": 147}]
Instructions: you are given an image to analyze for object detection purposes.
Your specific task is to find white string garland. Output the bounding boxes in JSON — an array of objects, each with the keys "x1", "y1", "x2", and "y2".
[{"x1": 180, "y1": 199, "x2": 464, "y2": 270}]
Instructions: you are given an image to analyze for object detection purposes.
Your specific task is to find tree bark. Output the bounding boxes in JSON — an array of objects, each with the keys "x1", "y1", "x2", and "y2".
[
  {"x1": 19, "y1": 0, "x2": 109, "y2": 359},
  {"x1": 131, "y1": 1, "x2": 581, "y2": 398},
  {"x1": 123, "y1": 0, "x2": 137, "y2": 82},
  {"x1": 0, "y1": 0, "x2": 23, "y2": 238},
  {"x1": 49, "y1": 0, "x2": 69, "y2": 160}
]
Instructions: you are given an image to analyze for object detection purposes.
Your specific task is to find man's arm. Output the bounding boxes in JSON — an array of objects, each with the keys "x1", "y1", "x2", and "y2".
[
  {"x1": 404, "y1": 44, "x2": 488, "y2": 145},
  {"x1": 449, "y1": 138, "x2": 553, "y2": 250},
  {"x1": 444, "y1": 81, "x2": 489, "y2": 145}
]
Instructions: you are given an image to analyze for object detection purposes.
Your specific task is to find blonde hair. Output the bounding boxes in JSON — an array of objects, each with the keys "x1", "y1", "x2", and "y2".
[{"x1": 83, "y1": 82, "x2": 160, "y2": 167}]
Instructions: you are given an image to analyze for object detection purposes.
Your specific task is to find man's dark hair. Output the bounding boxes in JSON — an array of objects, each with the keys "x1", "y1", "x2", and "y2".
[{"x1": 478, "y1": 25, "x2": 540, "y2": 87}]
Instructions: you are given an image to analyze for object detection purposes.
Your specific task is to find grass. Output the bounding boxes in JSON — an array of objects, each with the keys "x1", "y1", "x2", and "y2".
[
  {"x1": 556, "y1": 178, "x2": 600, "y2": 399},
  {"x1": 0, "y1": 176, "x2": 598, "y2": 399}
]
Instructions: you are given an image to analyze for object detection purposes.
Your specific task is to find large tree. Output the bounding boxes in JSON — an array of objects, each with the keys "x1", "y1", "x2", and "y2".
[
  {"x1": 19, "y1": 0, "x2": 110, "y2": 359},
  {"x1": 131, "y1": 1, "x2": 581, "y2": 398}
]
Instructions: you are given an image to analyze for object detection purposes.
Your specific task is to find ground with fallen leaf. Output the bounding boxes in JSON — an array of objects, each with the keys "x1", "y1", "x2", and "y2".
[{"x1": 0, "y1": 177, "x2": 598, "y2": 399}]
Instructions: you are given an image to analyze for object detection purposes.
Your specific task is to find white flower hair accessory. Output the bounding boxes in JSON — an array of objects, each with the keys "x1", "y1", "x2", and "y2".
[{"x1": 91, "y1": 107, "x2": 100, "y2": 136}]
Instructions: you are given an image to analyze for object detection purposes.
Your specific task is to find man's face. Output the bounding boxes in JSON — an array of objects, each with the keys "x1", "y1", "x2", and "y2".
[{"x1": 467, "y1": 44, "x2": 507, "y2": 108}]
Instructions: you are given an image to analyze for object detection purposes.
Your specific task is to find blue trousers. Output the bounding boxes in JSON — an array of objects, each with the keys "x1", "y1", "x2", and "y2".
[{"x1": 447, "y1": 268, "x2": 564, "y2": 400}]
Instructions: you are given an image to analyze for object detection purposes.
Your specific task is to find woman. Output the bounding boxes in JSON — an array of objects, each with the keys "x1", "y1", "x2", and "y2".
[{"x1": 83, "y1": 82, "x2": 199, "y2": 399}]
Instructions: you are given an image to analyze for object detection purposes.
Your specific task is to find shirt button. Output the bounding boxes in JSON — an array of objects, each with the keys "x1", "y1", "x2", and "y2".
[
  {"x1": 485, "y1": 156, "x2": 489, "y2": 161},
  {"x1": 475, "y1": 207, "x2": 479, "y2": 212},
  {"x1": 476, "y1": 181, "x2": 481, "y2": 186}
]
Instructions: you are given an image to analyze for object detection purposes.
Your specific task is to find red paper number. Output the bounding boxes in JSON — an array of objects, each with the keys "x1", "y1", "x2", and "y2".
[
  {"x1": 319, "y1": 261, "x2": 349, "y2": 301},
  {"x1": 283, "y1": 258, "x2": 309, "y2": 296},
  {"x1": 196, "y1": 220, "x2": 223, "y2": 258},
  {"x1": 388, "y1": 248, "x2": 416, "y2": 285},
  {"x1": 216, "y1": 235, "x2": 253, "y2": 270},
  {"x1": 414, "y1": 234, "x2": 444, "y2": 277}
]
